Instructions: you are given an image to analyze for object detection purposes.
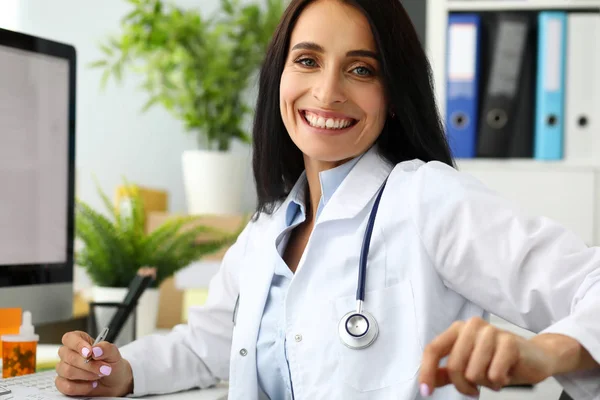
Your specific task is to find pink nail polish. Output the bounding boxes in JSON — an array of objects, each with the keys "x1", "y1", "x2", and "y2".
[
  {"x1": 92, "y1": 347, "x2": 103, "y2": 357},
  {"x1": 81, "y1": 348, "x2": 90, "y2": 357},
  {"x1": 92, "y1": 381, "x2": 98, "y2": 389},
  {"x1": 420, "y1": 383, "x2": 430, "y2": 397},
  {"x1": 99, "y1": 365, "x2": 112, "y2": 376}
]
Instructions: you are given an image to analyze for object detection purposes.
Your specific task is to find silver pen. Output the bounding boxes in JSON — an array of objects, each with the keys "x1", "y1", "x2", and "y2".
[{"x1": 85, "y1": 327, "x2": 109, "y2": 364}]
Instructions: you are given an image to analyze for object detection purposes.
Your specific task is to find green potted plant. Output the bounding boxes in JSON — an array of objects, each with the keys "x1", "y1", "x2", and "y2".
[
  {"x1": 90, "y1": 0, "x2": 284, "y2": 215},
  {"x1": 75, "y1": 180, "x2": 241, "y2": 341}
]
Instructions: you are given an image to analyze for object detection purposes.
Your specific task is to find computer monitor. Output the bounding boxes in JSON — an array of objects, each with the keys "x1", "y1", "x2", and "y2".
[{"x1": 0, "y1": 27, "x2": 76, "y2": 325}]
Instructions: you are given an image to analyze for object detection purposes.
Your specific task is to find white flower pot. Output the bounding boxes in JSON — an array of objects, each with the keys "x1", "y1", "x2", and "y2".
[
  {"x1": 182, "y1": 149, "x2": 248, "y2": 215},
  {"x1": 91, "y1": 286, "x2": 159, "y2": 348}
]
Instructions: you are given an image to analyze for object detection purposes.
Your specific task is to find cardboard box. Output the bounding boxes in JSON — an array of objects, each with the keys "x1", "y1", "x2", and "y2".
[
  {"x1": 115, "y1": 185, "x2": 168, "y2": 231},
  {"x1": 146, "y1": 212, "x2": 247, "y2": 329},
  {"x1": 155, "y1": 276, "x2": 184, "y2": 329}
]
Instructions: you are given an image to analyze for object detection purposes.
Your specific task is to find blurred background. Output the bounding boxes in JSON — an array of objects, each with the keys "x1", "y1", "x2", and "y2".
[{"x1": 0, "y1": 0, "x2": 258, "y2": 216}]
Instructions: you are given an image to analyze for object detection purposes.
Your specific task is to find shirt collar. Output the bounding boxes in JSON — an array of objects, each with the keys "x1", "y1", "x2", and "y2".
[
  {"x1": 317, "y1": 155, "x2": 362, "y2": 215},
  {"x1": 284, "y1": 154, "x2": 363, "y2": 226},
  {"x1": 286, "y1": 173, "x2": 307, "y2": 226}
]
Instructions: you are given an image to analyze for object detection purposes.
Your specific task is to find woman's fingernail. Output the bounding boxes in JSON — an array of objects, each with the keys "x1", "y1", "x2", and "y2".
[
  {"x1": 92, "y1": 347, "x2": 103, "y2": 357},
  {"x1": 420, "y1": 383, "x2": 431, "y2": 397},
  {"x1": 92, "y1": 381, "x2": 98, "y2": 389},
  {"x1": 81, "y1": 348, "x2": 90, "y2": 357},
  {"x1": 99, "y1": 365, "x2": 112, "y2": 376}
]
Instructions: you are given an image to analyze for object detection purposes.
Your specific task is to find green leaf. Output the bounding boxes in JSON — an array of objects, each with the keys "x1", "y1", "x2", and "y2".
[
  {"x1": 112, "y1": 60, "x2": 124, "y2": 82},
  {"x1": 88, "y1": 60, "x2": 109, "y2": 68},
  {"x1": 122, "y1": 8, "x2": 141, "y2": 22},
  {"x1": 93, "y1": 177, "x2": 119, "y2": 221},
  {"x1": 141, "y1": 95, "x2": 160, "y2": 112},
  {"x1": 100, "y1": 68, "x2": 112, "y2": 89},
  {"x1": 99, "y1": 43, "x2": 114, "y2": 56}
]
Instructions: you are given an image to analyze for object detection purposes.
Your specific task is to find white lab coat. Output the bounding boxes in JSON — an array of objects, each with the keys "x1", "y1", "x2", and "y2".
[{"x1": 120, "y1": 146, "x2": 600, "y2": 400}]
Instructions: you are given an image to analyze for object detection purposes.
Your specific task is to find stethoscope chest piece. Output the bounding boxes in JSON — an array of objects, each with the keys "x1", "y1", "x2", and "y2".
[{"x1": 338, "y1": 309, "x2": 379, "y2": 350}]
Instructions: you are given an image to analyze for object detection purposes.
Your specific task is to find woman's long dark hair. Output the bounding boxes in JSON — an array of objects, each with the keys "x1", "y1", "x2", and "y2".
[{"x1": 252, "y1": 0, "x2": 455, "y2": 217}]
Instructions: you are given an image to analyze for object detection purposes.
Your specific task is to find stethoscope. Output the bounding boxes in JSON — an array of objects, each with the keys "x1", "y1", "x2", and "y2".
[
  {"x1": 231, "y1": 179, "x2": 388, "y2": 351},
  {"x1": 338, "y1": 178, "x2": 387, "y2": 350}
]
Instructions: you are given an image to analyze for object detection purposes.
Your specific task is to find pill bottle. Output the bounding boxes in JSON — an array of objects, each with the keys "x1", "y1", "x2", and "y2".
[{"x1": 1, "y1": 311, "x2": 39, "y2": 378}]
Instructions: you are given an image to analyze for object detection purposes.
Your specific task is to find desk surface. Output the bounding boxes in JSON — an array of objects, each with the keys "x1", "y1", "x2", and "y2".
[
  {"x1": 36, "y1": 345, "x2": 229, "y2": 399},
  {"x1": 144, "y1": 386, "x2": 228, "y2": 399}
]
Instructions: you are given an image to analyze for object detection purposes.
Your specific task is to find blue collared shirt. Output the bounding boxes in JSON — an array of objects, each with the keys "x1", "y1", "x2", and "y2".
[{"x1": 255, "y1": 156, "x2": 362, "y2": 399}]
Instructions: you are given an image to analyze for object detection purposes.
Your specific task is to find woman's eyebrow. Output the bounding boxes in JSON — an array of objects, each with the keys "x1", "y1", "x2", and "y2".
[
  {"x1": 291, "y1": 41, "x2": 324, "y2": 52},
  {"x1": 291, "y1": 41, "x2": 379, "y2": 61},
  {"x1": 346, "y1": 49, "x2": 378, "y2": 61}
]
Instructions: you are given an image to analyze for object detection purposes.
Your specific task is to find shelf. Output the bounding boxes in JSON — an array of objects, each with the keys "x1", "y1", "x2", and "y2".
[
  {"x1": 446, "y1": 0, "x2": 600, "y2": 12},
  {"x1": 455, "y1": 158, "x2": 600, "y2": 171}
]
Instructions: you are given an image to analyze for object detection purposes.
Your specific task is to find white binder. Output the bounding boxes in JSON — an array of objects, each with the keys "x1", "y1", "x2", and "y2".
[{"x1": 564, "y1": 13, "x2": 600, "y2": 162}]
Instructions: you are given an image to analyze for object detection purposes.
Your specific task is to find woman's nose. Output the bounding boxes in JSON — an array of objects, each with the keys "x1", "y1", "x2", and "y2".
[{"x1": 312, "y1": 70, "x2": 346, "y2": 105}]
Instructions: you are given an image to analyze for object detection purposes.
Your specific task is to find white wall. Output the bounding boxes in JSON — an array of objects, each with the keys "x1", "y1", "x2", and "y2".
[
  {"x1": 3, "y1": 0, "x2": 257, "y2": 215},
  {"x1": 0, "y1": 0, "x2": 19, "y2": 31}
]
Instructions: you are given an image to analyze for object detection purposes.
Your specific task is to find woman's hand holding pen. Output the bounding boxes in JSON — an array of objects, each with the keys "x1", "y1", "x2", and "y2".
[
  {"x1": 55, "y1": 331, "x2": 134, "y2": 397},
  {"x1": 418, "y1": 317, "x2": 562, "y2": 397}
]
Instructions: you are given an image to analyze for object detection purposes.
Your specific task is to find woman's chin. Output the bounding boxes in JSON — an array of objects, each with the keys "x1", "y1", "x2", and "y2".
[{"x1": 297, "y1": 145, "x2": 355, "y2": 165}]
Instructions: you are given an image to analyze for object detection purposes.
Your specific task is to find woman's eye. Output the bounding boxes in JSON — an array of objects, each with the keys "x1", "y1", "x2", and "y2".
[
  {"x1": 353, "y1": 66, "x2": 373, "y2": 76},
  {"x1": 297, "y1": 58, "x2": 317, "y2": 67}
]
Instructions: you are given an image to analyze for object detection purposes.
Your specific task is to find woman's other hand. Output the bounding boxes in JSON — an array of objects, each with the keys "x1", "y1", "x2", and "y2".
[
  {"x1": 55, "y1": 330, "x2": 134, "y2": 397},
  {"x1": 418, "y1": 317, "x2": 556, "y2": 397}
]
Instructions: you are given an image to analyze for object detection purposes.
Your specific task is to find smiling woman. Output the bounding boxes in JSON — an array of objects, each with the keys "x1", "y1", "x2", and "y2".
[{"x1": 252, "y1": 0, "x2": 455, "y2": 217}]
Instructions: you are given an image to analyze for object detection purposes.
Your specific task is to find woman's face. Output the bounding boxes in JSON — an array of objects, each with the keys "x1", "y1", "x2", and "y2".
[{"x1": 280, "y1": 0, "x2": 387, "y2": 168}]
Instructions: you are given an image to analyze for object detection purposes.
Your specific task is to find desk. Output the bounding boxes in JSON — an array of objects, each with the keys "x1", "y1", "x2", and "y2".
[
  {"x1": 145, "y1": 385, "x2": 228, "y2": 399},
  {"x1": 36, "y1": 345, "x2": 229, "y2": 399}
]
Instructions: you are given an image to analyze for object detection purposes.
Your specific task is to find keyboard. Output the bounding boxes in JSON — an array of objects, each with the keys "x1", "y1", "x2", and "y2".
[
  {"x1": 0, "y1": 370, "x2": 92, "y2": 399},
  {"x1": 0, "y1": 371, "x2": 229, "y2": 399}
]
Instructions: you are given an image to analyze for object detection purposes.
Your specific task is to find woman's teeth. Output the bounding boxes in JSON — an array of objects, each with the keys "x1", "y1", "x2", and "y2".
[{"x1": 304, "y1": 111, "x2": 355, "y2": 130}]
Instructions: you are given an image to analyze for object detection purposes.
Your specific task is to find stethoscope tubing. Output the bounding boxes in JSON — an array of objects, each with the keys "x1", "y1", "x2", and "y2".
[{"x1": 356, "y1": 179, "x2": 388, "y2": 303}]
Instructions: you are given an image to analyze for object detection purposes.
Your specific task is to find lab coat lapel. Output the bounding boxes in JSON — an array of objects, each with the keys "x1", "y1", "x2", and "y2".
[
  {"x1": 231, "y1": 209, "x2": 287, "y2": 398},
  {"x1": 318, "y1": 145, "x2": 393, "y2": 223},
  {"x1": 236, "y1": 198, "x2": 291, "y2": 330}
]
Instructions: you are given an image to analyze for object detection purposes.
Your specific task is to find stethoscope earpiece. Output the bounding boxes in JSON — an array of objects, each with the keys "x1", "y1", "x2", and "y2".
[{"x1": 337, "y1": 179, "x2": 387, "y2": 350}]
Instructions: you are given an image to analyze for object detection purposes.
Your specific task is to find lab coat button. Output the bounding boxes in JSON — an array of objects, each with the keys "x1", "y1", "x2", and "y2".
[
  {"x1": 294, "y1": 334, "x2": 302, "y2": 342},
  {"x1": 239, "y1": 348, "x2": 248, "y2": 356}
]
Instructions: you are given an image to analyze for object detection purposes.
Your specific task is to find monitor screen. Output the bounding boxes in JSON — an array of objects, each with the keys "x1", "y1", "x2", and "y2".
[
  {"x1": 0, "y1": 27, "x2": 76, "y2": 324},
  {"x1": 0, "y1": 45, "x2": 69, "y2": 266}
]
